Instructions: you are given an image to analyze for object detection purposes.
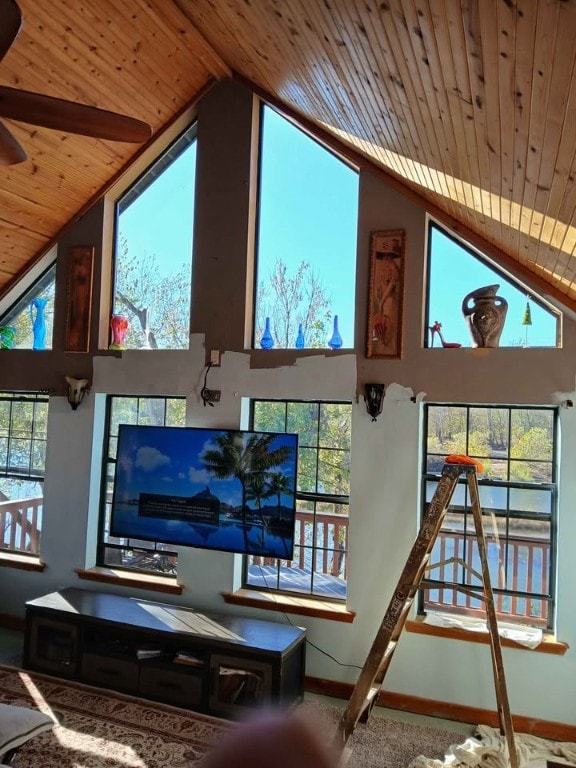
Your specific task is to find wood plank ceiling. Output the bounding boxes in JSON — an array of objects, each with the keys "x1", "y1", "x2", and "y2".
[{"x1": 2, "y1": 0, "x2": 576, "y2": 312}]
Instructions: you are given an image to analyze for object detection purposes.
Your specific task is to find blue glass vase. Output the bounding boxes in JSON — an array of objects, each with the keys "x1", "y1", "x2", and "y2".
[
  {"x1": 328, "y1": 315, "x2": 343, "y2": 349},
  {"x1": 295, "y1": 323, "x2": 305, "y2": 349},
  {"x1": 260, "y1": 317, "x2": 274, "y2": 349},
  {"x1": 30, "y1": 297, "x2": 48, "y2": 350}
]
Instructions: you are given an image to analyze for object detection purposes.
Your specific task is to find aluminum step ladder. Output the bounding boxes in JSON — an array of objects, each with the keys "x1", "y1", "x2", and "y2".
[{"x1": 334, "y1": 461, "x2": 518, "y2": 768}]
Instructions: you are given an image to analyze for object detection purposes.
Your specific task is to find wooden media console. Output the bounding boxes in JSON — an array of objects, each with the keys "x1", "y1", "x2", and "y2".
[{"x1": 23, "y1": 587, "x2": 306, "y2": 718}]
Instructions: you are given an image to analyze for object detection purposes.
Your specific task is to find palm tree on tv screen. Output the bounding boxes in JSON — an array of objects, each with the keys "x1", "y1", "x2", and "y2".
[{"x1": 200, "y1": 432, "x2": 293, "y2": 551}]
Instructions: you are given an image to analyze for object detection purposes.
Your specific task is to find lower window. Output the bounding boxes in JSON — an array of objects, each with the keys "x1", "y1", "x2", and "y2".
[
  {"x1": 245, "y1": 400, "x2": 351, "y2": 599},
  {"x1": 0, "y1": 391, "x2": 48, "y2": 556},
  {"x1": 97, "y1": 395, "x2": 186, "y2": 575},
  {"x1": 421, "y1": 404, "x2": 557, "y2": 629}
]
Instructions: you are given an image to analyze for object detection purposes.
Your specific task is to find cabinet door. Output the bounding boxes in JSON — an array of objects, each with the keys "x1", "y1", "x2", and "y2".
[
  {"x1": 208, "y1": 654, "x2": 273, "y2": 716},
  {"x1": 140, "y1": 664, "x2": 205, "y2": 709},
  {"x1": 81, "y1": 653, "x2": 139, "y2": 693},
  {"x1": 26, "y1": 615, "x2": 79, "y2": 678}
]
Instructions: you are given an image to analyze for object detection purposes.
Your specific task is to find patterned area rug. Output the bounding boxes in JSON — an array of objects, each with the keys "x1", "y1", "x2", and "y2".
[
  {"x1": 0, "y1": 664, "x2": 467, "y2": 768},
  {"x1": 0, "y1": 665, "x2": 230, "y2": 767}
]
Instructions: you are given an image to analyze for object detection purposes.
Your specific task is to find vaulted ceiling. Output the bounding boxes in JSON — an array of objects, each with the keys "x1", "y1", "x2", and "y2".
[{"x1": 2, "y1": 0, "x2": 576, "y2": 312}]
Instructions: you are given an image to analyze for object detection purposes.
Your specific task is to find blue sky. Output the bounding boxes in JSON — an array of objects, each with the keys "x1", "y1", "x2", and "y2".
[
  {"x1": 118, "y1": 140, "x2": 197, "y2": 280},
  {"x1": 428, "y1": 226, "x2": 558, "y2": 348},
  {"x1": 117, "y1": 110, "x2": 558, "y2": 351},
  {"x1": 115, "y1": 426, "x2": 297, "y2": 505},
  {"x1": 257, "y1": 106, "x2": 359, "y2": 347}
]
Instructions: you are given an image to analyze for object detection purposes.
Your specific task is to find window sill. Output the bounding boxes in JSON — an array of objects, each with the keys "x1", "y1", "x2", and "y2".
[
  {"x1": 75, "y1": 567, "x2": 183, "y2": 595},
  {"x1": 221, "y1": 589, "x2": 356, "y2": 623},
  {"x1": 406, "y1": 616, "x2": 569, "y2": 655},
  {"x1": 0, "y1": 553, "x2": 45, "y2": 571}
]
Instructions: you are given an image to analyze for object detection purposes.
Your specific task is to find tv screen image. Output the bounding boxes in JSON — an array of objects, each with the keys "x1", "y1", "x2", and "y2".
[{"x1": 110, "y1": 424, "x2": 298, "y2": 558}]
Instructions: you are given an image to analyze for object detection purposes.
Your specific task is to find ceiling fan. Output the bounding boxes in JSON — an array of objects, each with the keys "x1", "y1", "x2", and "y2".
[{"x1": 0, "y1": 0, "x2": 152, "y2": 165}]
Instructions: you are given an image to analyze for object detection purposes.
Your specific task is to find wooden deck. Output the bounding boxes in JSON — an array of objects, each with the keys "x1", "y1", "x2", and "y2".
[{"x1": 247, "y1": 564, "x2": 347, "y2": 598}]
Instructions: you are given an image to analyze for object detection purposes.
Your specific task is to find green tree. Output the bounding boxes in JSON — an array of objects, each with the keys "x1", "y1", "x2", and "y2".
[
  {"x1": 510, "y1": 427, "x2": 553, "y2": 482},
  {"x1": 0, "y1": 393, "x2": 48, "y2": 554},
  {"x1": 114, "y1": 235, "x2": 190, "y2": 349}
]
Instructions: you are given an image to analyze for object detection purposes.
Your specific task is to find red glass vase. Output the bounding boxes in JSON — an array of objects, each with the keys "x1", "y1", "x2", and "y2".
[{"x1": 109, "y1": 314, "x2": 129, "y2": 350}]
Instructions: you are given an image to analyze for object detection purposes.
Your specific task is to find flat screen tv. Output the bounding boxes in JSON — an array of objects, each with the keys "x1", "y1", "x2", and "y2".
[{"x1": 110, "y1": 424, "x2": 298, "y2": 559}]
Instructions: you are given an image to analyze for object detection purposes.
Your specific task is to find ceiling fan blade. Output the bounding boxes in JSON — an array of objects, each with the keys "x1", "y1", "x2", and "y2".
[
  {"x1": 0, "y1": 86, "x2": 152, "y2": 143},
  {"x1": 0, "y1": 0, "x2": 22, "y2": 64},
  {"x1": 0, "y1": 119, "x2": 26, "y2": 164}
]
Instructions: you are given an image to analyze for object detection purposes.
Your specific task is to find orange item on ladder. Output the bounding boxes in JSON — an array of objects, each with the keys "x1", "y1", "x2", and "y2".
[{"x1": 445, "y1": 454, "x2": 484, "y2": 473}]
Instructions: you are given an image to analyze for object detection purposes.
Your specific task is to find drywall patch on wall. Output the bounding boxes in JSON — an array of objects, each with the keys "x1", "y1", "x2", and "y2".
[
  {"x1": 93, "y1": 336, "x2": 205, "y2": 395},
  {"x1": 218, "y1": 348, "x2": 357, "y2": 401},
  {"x1": 380, "y1": 381, "x2": 426, "y2": 404}
]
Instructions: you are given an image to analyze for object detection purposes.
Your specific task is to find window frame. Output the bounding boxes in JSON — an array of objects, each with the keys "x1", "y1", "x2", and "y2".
[
  {"x1": 252, "y1": 102, "x2": 359, "y2": 351},
  {"x1": 245, "y1": 398, "x2": 351, "y2": 600},
  {"x1": 419, "y1": 403, "x2": 558, "y2": 630},
  {"x1": 111, "y1": 122, "x2": 198, "y2": 351},
  {"x1": 425, "y1": 220, "x2": 561, "y2": 349},
  {"x1": 0, "y1": 391, "x2": 49, "y2": 556},
  {"x1": 0, "y1": 262, "x2": 56, "y2": 350},
  {"x1": 96, "y1": 394, "x2": 187, "y2": 576}
]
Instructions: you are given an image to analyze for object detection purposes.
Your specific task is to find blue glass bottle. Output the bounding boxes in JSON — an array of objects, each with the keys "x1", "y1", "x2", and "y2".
[
  {"x1": 260, "y1": 317, "x2": 274, "y2": 349},
  {"x1": 328, "y1": 315, "x2": 343, "y2": 349},
  {"x1": 30, "y1": 297, "x2": 48, "y2": 350},
  {"x1": 295, "y1": 323, "x2": 305, "y2": 349}
]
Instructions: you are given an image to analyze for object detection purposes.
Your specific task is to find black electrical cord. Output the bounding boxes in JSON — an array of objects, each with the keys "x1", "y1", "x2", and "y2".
[
  {"x1": 254, "y1": 561, "x2": 362, "y2": 670},
  {"x1": 200, "y1": 362, "x2": 213, "y2": 407}
]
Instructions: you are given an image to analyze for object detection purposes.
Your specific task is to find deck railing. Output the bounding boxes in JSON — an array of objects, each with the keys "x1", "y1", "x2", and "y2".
[
  {"x1": 252, "y1": 513, "x2": 550, "y2": 623},
  {"x1": 0, "y1": 497, "x2": 42, "y2": 554},
  {"x1": 251, "y1": 509, "x2": 349, "y2": 578},
  {"x1": 1, "y1": 500, "x2": 550, "y2": 624},
  {"x1": 423, "y1": 530, "x2": 550, "y2": 626}
]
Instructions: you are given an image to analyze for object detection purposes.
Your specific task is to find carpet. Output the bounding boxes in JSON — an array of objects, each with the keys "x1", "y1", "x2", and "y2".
[
  {"x1": 0, "y1": 664, "x2": 467, "y2": 768},
  {"x1": 0, "y1": 665, "x2": 228, "y2": 767},
  {"x1": 301, "y1": 700, "x2": 467, "y2": 768}
]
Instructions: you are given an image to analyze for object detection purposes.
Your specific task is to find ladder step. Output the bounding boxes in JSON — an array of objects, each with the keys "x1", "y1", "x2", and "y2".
[
  {"x1": 335, "y1": 462, "x2": 517, "y2": 768},
  {"x1": 384, "y1": 640, "x2": 397, "y2": 658},
  {"x1": 366, "y1": 684, "x2": 381, "y2": 705}
]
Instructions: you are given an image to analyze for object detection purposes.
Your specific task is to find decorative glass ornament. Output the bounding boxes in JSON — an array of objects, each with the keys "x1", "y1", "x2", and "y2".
[
  {"x1": 328, "y1": 315, "x2": 343, "y2": 349},
  {"x1": 295, "y1": 323, "x2": 305, "y2": 349},
  {"x1": 260, "y1": 317, "x2": 274, "y2": 349},
  {"x1": 30, "y1": 297, "x2": 48, "y2": 350},
  {"x1": 522, "y1": 298, "x2": 532, "y2": 347},
  {"x1": 110, "y1": 314, "x2": 129, "y2": 350},
  {"x1": 0, "y1": 326, "x2": 16, "y2": 349}
]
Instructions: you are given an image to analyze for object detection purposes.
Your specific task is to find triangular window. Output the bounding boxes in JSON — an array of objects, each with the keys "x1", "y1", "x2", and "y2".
[
  {"x1": 426, "y1": 223, "x2": 559, "y2": 349},
  {"x1": 0, "y1": 263, "x2": 55, "y2": 350},
  {"x1": 112, "y1": 123, "x2": 197, "y2": 350},
  {"x1": 254, "y1": 105, "x2": 359, "y2": 350}
]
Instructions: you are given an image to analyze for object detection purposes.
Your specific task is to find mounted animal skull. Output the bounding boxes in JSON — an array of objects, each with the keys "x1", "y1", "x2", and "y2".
[{"x1": 65, "y1": 376, "x2": 89, "y2": 411}]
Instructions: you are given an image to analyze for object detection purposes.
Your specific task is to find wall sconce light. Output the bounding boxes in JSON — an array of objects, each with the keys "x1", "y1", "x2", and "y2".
[
  {"x1": 364, "y1": 383, "x2": 385, "y2": 422},
  {"x1": 65, "y1": 376, "x2": 90, "y2": 411}
]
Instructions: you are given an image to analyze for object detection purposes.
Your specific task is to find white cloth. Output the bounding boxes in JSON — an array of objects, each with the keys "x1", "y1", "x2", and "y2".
[
  {"x1": 409, "y1": 724, "x2": 576, "y2": 768},
  {"x1": 423, "y1": 613, "x2": 543, "y2": 650}
]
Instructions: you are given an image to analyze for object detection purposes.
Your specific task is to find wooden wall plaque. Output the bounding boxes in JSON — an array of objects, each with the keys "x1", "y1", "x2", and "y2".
[{"x1": 64, "y1": 246, "x2": 94, "y2": 353}]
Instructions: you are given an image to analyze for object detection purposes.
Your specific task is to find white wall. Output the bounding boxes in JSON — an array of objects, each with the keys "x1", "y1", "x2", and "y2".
[{"x1": 3, "y1": 79, "x2": 576, "y2": 726}]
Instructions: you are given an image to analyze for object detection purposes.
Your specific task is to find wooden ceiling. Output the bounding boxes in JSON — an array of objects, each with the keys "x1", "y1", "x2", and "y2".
[{"x1": 2, "y1": 0, "x2": 576, "y2": 312}]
